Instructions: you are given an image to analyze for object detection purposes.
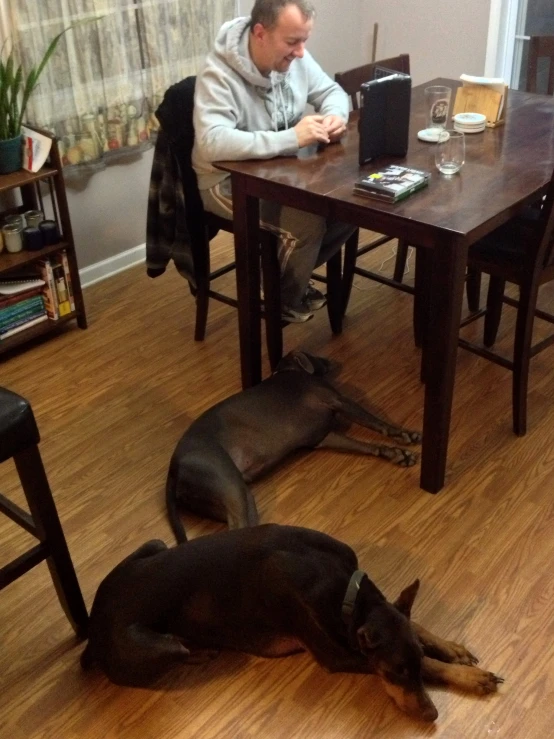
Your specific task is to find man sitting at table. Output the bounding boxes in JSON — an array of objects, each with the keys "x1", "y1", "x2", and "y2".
[{"x1": 192, "y1": 0, "x2": 356, "y2": 323}]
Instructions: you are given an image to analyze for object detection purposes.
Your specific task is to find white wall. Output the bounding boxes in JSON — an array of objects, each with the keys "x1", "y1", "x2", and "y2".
[
  {"x1": 237, "y1": 0, "x2": 366, "y2": 75},
  {"x1": 217, "y1": 0, "x2": 494, "y2": 85},
  {"x1": 362, "y1": 1, "x2": 492, "y2": 86},
  {"x1": 68, "y1": 0, "x2": 492, "y2": 273},
  {"x1": 65, "y1": 151, "x2": 153, "y2": 271}
]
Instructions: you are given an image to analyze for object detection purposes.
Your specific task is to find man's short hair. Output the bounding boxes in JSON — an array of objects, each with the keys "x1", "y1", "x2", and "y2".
[{"x1": 250, "y1": 0, "x2": 315, "y2": 30}]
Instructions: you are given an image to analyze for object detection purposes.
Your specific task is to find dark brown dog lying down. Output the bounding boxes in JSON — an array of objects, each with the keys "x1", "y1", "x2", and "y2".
[
  {"x1": 81, "y1": 525, "x2": 503, "y2": 721},
  {"x1": 166, "y1": 351, "x2": 422, "y2": 542}
]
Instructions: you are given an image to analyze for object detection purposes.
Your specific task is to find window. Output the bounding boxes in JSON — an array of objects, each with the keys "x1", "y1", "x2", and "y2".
[
  {"x1": 0, "y1": 0, "x2": 236, "y2": 173},
  {"x1": 486, "y1": 0, "x2": 554, "y2": 91}
]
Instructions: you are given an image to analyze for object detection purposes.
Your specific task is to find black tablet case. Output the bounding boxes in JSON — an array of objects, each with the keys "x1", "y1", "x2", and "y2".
[{"x1": 358, "y1": 73, "x2": 412, "y2": 165}]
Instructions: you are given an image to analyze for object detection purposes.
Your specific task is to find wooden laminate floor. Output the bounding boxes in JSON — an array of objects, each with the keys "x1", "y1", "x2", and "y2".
[{"x1": 1, "y1": 232, "x2": 554, "y2": 738}]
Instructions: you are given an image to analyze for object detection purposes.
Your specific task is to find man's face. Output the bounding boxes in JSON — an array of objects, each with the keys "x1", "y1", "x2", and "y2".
[{"x1": 252, "y1": 4, "x2": 313, "y2": 74}]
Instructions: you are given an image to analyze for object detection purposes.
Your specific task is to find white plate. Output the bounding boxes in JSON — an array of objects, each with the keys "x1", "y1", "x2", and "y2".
[
  {"x1": 453, "y1": 112, "x2": 487, "y2": 125},
  {"x1": 417, "y1": 128, "x2": 449, "y2": 143}
]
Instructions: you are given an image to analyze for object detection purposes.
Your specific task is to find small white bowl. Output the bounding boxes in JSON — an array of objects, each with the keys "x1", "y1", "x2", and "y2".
[
  {"x1": 453, "y1": 112, "x2": 487, "y2": 126},
  {"x1": 454, "y1": 125, "x2": 485, "y2": 134}
]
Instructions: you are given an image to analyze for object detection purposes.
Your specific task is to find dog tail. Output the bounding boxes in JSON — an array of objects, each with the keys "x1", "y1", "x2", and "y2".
[{"x1": 166, "y1": 467, "x2": 188, "y2": 544}]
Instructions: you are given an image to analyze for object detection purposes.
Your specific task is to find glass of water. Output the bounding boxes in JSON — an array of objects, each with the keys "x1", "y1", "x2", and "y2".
[{"x1": 435, "y1": 130, "x2": 465, "y2": 175}]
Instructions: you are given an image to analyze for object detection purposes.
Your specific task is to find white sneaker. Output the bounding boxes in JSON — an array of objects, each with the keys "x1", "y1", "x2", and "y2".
[
  {"x1": 281, "y1": 303, "x2": 314, "y2": 323},
  {"x1": 305, "y1": 281, "x2": 327, "y2": 311}
]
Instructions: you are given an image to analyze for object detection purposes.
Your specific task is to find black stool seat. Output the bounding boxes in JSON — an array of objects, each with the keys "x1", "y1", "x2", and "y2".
[
  {"x1": 0, "y1": 387, "x2": 40, "y2": 462},
  {"x1": 0, "y1": 386, "x2": 88, "y2": 637}
]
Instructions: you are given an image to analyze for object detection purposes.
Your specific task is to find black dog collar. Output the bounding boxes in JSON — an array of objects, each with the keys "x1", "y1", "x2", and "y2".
[{"x1": 341, "y1": 569, "x2": 366, "y2": 624}]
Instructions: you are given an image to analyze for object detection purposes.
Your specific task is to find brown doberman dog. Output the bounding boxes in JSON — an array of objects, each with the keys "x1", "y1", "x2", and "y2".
[
  {"x1": 81, "y1": 525, "x2": 503, "y2": 721},
  {"x1": 166, "y1": 351, "x2": 422, "y2": 542}
]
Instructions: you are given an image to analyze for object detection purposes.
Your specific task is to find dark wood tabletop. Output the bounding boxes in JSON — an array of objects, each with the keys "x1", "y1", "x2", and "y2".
[{"x1": 216, "y1": 78, "x2": 554, "y2": 493}]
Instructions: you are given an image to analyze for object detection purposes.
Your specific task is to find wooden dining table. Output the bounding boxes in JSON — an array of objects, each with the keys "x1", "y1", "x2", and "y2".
[{"x1": 215, "y1": 78, "x2": 554, "y2": 493}]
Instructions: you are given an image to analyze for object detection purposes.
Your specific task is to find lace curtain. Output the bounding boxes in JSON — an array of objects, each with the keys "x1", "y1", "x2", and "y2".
[{"x1": 0, "y1": 0, "x2": 235, "y2": 176}]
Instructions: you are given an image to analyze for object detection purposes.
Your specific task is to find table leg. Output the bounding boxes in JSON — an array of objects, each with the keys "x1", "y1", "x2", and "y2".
[
  {"x1": 413, "y1": 247, "x2": 431, "y2": 351},
  {"x1": 420, "y1": 238, "x2": 468, "y2": 493},
  {"x1": 232, "y1": 175, "x2": 263, "y2": 389},
  {"x1": 326, "y1": 249, "x2": 343, "y2": 334}
]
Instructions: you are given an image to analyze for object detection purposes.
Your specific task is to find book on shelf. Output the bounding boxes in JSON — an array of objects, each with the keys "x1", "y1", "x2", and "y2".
[
  {"x1": 53, "y1": 251, "x2": 75, "y2": 312},
  {"x1": 58, "y1": 251, "x2": 75, "y2": 311},
  {"x1": 0, "y1": 278, "x2": 46, "y2": 296},
  {"x1": 0, "y1": 284, "x2": 44, "y2": 309},
  {"x1": 0, "y1": 295, "x2": 46, "y2": 327},
  {"x1": 0, "y1": 292, "x2": 45, "y2": 314},
  {"x1": 36, "y1": 259, "x2": 59, "y2": 320},
  {"x1": 52, "y1": 262, "x2": 71, "y2": 316},
  {"x1": 0, "y1": 313, "x2": 48, "y2": 341},
  {"x1": 0, "y1": 293, "x2": 47, "y2": 332},
  {"x1": 353, "y1": 164, "x2": 431, "y2": 203},
  {"x1": 0, "y1": 306, "x2": 47, "y2": 335}
]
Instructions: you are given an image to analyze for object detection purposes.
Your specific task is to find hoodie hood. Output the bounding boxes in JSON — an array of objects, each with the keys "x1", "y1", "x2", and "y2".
[
  {"x1": 214, "y1": 16, "x2": 293, "y2": 133},
  {"x1": 214, "y1": 17, "x2": 287, "y2": 91}
]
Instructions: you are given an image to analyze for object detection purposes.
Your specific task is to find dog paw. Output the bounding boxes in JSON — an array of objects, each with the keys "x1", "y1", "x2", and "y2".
[
  {"x1": 457, "y1": 665, "x2": 504, "y2": 695},
  {"x1": 391, "y1": 429, "x2": 422, "y2": 445},
  {"x1": 391, "y1": 448, "x2": 419, "y2": 467},
  {"x1": 471, "y1": 668, "x2": 504, "y2": 695},
  {"x1": 443, "y1": 641, "x2": 479, "y2": 666}
]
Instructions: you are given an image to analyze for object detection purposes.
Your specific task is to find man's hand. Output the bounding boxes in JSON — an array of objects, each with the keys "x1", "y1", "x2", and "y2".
[
  {"x1": 322, "y1": 115, "x2": 347, "y2": 142},
  {"x1": 294, "y1": 115, "x2": 331, "y2": 147}
]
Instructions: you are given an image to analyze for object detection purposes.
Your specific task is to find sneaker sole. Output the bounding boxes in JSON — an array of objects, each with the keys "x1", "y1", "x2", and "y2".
[
  {"x1": 306, "y1": 298, "x2": 327, "y2": 311},
  {"x1": 281, "y1": 311, "x2": 314, "y2": 323}
]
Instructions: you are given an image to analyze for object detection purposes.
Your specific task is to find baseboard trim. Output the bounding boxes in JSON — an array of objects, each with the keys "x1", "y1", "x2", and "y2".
[{"x1": 79, "y1": 243, "x2": 146, "y2": 288}]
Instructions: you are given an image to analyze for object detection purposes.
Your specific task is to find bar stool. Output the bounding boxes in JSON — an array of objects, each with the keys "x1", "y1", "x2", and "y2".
[{"x1": 0, "y1": 387, "x2": 88, "y2": 637}]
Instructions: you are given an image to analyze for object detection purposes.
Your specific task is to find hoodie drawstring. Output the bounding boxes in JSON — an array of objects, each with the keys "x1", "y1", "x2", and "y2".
[
  {"x1": 270, "y1": 74, "x2": 288, "y2": 132},
  {"x1": 270, "y1": 76, "x2": 277, "y2": 132},
  {"x1": 278, "y1": 82, "x2": 288, "y2": 130}
]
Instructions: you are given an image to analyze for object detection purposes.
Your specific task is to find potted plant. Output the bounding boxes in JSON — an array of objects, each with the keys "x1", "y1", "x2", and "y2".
[{"x1": 0, "y1": 24, "x2": 96, "y2": 174}]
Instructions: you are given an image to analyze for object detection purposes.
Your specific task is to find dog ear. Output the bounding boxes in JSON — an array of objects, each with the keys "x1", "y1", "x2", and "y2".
[
  {"x1": 356, "y1": 624, "x2": 383, "y2": 654},
  {"x1": 293, "y1": 351, "x2": 316, "y2": 374},
  {"x1": 393, "y1": 579, "x2": 420, "y2": 619},
  {"x1": 274, "y1": 351, "x2": 299, "y2": 373}
]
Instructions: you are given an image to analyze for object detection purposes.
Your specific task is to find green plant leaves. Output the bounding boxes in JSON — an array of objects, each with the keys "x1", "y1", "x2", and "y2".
[
  {"x1": 0, "y1": 16, "x2": 103, "y2": 140},
  {"x1": 0, "y1": 50, "x2": 19, "y2": 138},
  {"x1": 18, "y1": 26, "x2": 72, "y2": 132}
]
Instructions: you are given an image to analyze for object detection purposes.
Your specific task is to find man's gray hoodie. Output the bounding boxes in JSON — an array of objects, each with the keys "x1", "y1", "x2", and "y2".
[{"x1": 192, "y1": 16, "x2": 349, "y2": 191}]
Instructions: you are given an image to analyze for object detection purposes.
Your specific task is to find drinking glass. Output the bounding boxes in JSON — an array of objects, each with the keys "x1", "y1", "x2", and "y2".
[
  {"x1": 435, "y1": 130, "x2": 465, "y2": 175},
  {"x1": 424, "y1": 85, "x2": 452, "y2": 134}
]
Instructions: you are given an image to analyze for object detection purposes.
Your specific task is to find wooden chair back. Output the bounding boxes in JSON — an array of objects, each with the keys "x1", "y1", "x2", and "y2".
[
  {"x1": 457, "y1": 166, "x2": 554, "y2": 435},
  {"x1": 527, "y1": 35, "x2": 554, "y2": 95},
  {"x1": 539, "y1": 168, "x2": 554, "y2": 270},
  {"x1": 335, "y1": 54, "x2": 410, "y2": 110}
]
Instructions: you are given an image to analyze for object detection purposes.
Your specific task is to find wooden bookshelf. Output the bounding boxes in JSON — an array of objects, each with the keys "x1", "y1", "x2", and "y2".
[
  {"x1": 0, "y1": 129, "x2": 87, "y2": 355},
  {"x1": 0, "y1": 165, "x2": 58, "y2": 194}
]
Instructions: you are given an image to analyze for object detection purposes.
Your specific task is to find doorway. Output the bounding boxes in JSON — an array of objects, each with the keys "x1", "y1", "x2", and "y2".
[{"x1": 487, "y1": 0, "x2": 554, "y2": 91}]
